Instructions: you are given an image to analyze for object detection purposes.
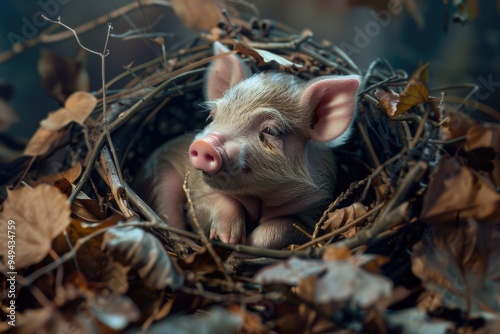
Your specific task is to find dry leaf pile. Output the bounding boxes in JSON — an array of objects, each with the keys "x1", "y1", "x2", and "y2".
[{"x1": 1, "y1": 2, "x2": 499, "y2": 333}]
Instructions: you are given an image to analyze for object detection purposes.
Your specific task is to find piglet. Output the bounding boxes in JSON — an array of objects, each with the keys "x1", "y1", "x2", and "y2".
[{"x1": 136, "y1": 42, "x2": 360, "y2": 249}]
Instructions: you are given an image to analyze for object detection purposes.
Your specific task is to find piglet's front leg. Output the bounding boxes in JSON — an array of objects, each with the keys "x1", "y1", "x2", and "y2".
[
  {"x1": 188, "y1": 190, "x2": 246, "y2": 244},
  {"x1": 247, "y1": 217, "x2": 310, "y2": 249}
]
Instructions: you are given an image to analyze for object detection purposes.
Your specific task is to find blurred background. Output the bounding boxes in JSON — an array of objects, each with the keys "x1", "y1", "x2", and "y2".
[{"x1": 0, "y1": 0, "x2": 498, "y2": 140}]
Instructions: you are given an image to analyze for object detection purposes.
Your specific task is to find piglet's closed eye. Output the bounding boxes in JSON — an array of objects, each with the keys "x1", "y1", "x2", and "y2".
[{"x1": 301, "y1": 75, "x2": 361, "y2": 146}]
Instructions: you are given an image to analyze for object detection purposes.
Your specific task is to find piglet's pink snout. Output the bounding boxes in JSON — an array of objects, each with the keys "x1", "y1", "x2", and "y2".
[{"x1": 189, "y1": 133, "x2": 224, "y2": 174}]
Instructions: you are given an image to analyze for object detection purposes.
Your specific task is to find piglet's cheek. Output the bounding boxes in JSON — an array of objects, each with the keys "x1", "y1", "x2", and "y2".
[{"x1": 225, "y1": 141, "x2": 246, "y2": 171}]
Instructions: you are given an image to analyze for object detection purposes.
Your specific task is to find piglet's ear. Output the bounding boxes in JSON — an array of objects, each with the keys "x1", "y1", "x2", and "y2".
[
  {"x1": 301, "y1": 75, "x2": 361, "y2": 145},
  {"x1": 205, "y1": 41, "x2": 252, "y2": 100}
]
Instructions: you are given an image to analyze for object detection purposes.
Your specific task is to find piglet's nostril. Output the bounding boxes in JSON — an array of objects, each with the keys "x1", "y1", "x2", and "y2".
[{"x1": 205, "y1": 154, "x2": 215, "y2": 161}]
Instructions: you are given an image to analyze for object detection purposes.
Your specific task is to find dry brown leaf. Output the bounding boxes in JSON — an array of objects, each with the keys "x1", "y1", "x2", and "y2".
[
  {"x1": 374, "y1": 89, "x2": 399, "y2": 116},
  {"x1": 322, "y1": 202, "x2": 368, "y2": 232},
  {"x1": 0, "y1": 184, "x2": 71, "y2": 269},
  {"x1": 40, "y1": 92, "x2": 97, "y2": 131},
  {"x1": 38, "y1": 49, "x2": 90, "y2": 104},
  {"x1": 375, "y1": 82, "x2": 431, "y2": 117},
  {"x1": 420, "y1": 157, "x2": 500, "y2": 224},
  {"x1": 23, "y1": 127, "x2": 65, "y2": 156},
  {"x1": 441, "y1": 109, "x2": 477, "y2": 140},
  {"x1": 234, "y1": 42, "x2": 303, "y2": 70},
  {"x1": 411, "y1": 223, "x2": 500, "y2": 314},
  {"x1": 177, "y1": 245, "x2": 229, "y2": 275},
  {"x1": 397, "y1": 82, "x2": 431, "y2": 114},
  {"x1": 170, "y1": 0, "x2": 224, "y2": 31},
  {"x1": 465, "y1": 123, "x2": 500, "y2": 186},
  {"x1": 52, "y1": 215, "x2": 122, "y2": 282},
  {"x1": 102, "y1": 226, "x2": 185, "y2": 290},
  {"x1": 465, "y1": 122, "x2": 500, "y2": 152}
]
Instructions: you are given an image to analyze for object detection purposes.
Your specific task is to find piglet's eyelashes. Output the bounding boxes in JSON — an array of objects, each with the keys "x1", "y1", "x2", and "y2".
[{"x1": 261, "y1": 126, "x2": 281, "y2": 136}]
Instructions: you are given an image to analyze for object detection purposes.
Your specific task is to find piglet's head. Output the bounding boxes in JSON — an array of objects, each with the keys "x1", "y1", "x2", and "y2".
[{"x1": 189, "y1": 42, "x2": 361, "y2": 195}]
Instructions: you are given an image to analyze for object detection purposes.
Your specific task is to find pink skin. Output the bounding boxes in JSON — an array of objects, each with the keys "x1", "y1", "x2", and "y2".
[
  {"x1": 136, "y1": 42, "x2": 361, "y2": 249},
  {"x1": 189, "y1": 133, "x2": 224, "y2": 174}
]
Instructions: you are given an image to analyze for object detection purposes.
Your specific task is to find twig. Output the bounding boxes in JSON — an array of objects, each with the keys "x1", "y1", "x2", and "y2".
[
  {"x1": 0, "y1": 0, "x2": 172, "y2": 64},
  {"x1": 340, "y1": 161, "x2": 428, "y2": 249},
  {"x1": 357, "y1": 120, "x2": 390, "y2": 185},
  {"x1": 98, "y1": 146, "x2": 135, "y2": 217},
  {"x1": 312, "y1": 178, "x2": 368, "y2": 239},
  {"x1": 243, "y1": 29, "x2": 312, "y2": 50},
  {"x1": 41, "y1": 16, "x2": 126, "y2": 203},
  {"x1": 299, "y1": 45, "x2": 354, "y2": 75},
  {"x1": 183, "y1": 172, "x2": 234, "y2": 284},
  {"x1": 331, "y1": 44, "x2": 362, "y2": 74},
  {"x1": 410, "y1": 107, "x2": 430, "y2": 148},
  {"x1": 122, "y1": 182, "x2": 191, "y2": 254},
  {"x1": 295, "y1": 202, "x2": 385, "y2": 251},
  {"x1": 357, "y1": 75, "x2": 399, "y2": 96}
]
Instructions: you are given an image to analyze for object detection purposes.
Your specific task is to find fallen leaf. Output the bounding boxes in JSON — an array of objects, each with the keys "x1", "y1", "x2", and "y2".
[
  {"x1": 375, "y1": 81, "x2": 432, "y2": 116},
  {"x1": 102, "y1": 226, "x2": 185, "y2": 290},
  {"x1": 170, "y1": 0, "x2": 225, "y2": 31},
  {"x1": 322, "y1": 202, "x2": 368, "y2": 234},
  {"x1": 40, "y1": 92, "x2": 97, "y2": 131},
  {"x1": 254, "y1": 257, "x2": 392, "y2": 307},
  {"x1": 397, "y1": 82, "x2": 431, "y2": 114},
  {"x1": 374, "y1": 89, "x2": 399, "y2": 116},
  {"x1": 0, "y1": 184, "x2": 71, "y2": 269},
  {"x1": 71, "y1": 198, "x2": 108, "y2": 222},
  {"x1": 234, "y1": 42, "x2": 303, "y2": 70},
  {"x1": 465, "y1": 123, "x2": 500, "y2": 186},
  {"x1": 38, "y1": 49, "x2": 90, "y2": 104},
  {"x1": 411, "y1": 223, "x2": 500, "y2": 314},
  {"x1": 23, "y1": 127, "x2": 66, "y2": 157},
  {"x1": 177, "y1": 245, "x2": 230, "y2": 275},
  {"x1": 420, "y1": 157, "x2": 500, "y2": 224},
  {"x1": 52, "y1": 215, "x2": 122, "y2": 282},
  {"x1": 465, "y1": 123, "x2": 500, "y2": 152},
  {"x1": 441, "y1": 109, "x2": 477, "y2": 140}
]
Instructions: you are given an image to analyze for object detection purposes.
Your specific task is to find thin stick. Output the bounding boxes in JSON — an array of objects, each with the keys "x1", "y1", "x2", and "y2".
[
  {"x1": 183, "y1": 172, "x2": 234, "y2": 284},
  {"x1": 295, "y1": 202, "x2": 385, "y2": 251},
  {"x1": 340, "y1": 161, "x2": 428, "y2": 249},
  {"x1": 99, "y1": 146, "x2": 135, "y2": 217}
]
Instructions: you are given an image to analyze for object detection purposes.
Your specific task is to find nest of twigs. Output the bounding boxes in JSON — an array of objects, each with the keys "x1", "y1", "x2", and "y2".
[{"x1": 1, "y1": 6, "x2": 499, "y2": 334}]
